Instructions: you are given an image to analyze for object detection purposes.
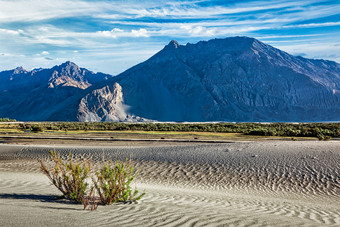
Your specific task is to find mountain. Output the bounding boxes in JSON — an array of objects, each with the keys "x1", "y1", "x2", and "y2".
[
  {"x1": 0, "y1": 61, "x2": 112, "y2": 121},
  {"x1": 1, "y1": 37, "x2": 340, "y2": 122},
  {"x1": 80, "y1": 37, "x2": 340, "y2": 122}
]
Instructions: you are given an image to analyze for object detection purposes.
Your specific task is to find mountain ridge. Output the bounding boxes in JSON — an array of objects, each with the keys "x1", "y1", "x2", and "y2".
[
  {"x1": 93, "y1": 36, "x2": 339, "y2": 122},
  {"x1": 1, "y1": 36, "x2": 339, "y2": 122},
  {"x1": 0, "y1": 61, "x2": 113, "y2": 121}
]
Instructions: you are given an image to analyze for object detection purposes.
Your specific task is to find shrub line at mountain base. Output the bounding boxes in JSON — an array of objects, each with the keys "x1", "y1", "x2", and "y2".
[
  {"x1": 2, "y1": 122, "x2": 339, "y2": 140},
  {"x1": 0, "y1": 118, "x2": 16, "y2": 122}
]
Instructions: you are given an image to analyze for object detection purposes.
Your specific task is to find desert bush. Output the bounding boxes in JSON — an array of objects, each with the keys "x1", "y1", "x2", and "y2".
[
  {"x1": 317, "y1": 133, "x2": 331, "y2": 141},
  {"x1": 40, "y1": 151, "x2": 144, "y2": 208},
  {"x1": 93, "y1": 157, "x2": 145, "y2": 205},
  {"x1": 39, "y1": 151, "x2": 91, "y2": 203},
  {"x1": 31, "y1": 125, "x2": 43, "y2": 132},
  {"x1": 246, "y1": 128, "x2": 276, "y2": 136}
]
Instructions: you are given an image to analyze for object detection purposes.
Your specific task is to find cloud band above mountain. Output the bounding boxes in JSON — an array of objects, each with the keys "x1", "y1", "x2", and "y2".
[{"x1": 0, "y1": 0, "x2": 339, "y2": 74}]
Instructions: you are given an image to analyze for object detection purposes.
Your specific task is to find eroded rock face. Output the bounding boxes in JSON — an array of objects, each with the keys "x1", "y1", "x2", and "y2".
[
  {"x1": 78, "y1": 83, "x2": 126, "y2": 121},
  {"x1": 77, "y1": 83, "x2": 146, "y2": 122}
]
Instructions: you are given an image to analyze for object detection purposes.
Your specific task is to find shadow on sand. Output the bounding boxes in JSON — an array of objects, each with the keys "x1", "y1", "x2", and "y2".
[{"x1": 0, "y1": 193, "x2": 76, "y2": 205}]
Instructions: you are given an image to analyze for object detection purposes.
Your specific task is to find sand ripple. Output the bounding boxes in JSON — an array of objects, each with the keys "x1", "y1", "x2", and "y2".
[{"x1": 0, "y1": 141, "x2": 339, "y2": 226}]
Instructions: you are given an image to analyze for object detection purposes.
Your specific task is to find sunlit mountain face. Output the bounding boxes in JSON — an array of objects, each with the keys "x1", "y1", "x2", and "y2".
[{"x1": 1, "y1": 37, "x2": 339, "y2": 122}]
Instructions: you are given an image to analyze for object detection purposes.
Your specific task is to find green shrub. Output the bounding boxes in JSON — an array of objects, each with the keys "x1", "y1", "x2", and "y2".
[
  {"x1": 246, "y1": 128, "x2": 276, "y2": 136},
  {"x1": 317, "y1": 133, "x2": 331, "y2": 141},
  {"x1": 31, "y1": 125, "x2": 43, "y2": 132},
  {"x1": 0, "y1": 118, "x2": 16, "y2": 122},
  {"x1": 39, "y1": 151, "x2": 91, "y2": 203},
  {"x1": 93, "y1": 157, "x2": 145, "y2": 205},
  {"x1": 40, "y1": 151, "x2": 144, "y2": 208}
]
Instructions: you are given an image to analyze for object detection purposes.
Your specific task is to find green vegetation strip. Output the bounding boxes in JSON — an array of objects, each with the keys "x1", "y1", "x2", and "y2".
[
  {"x1": 0, "y1": 135, "x2": 234, "y2": 143},
  {"x1": 0, "y1": 122, "x2": 339, "y2": 140},
  {"x1": 0, "y1": 118, "x2": 16, "y2": 122}
]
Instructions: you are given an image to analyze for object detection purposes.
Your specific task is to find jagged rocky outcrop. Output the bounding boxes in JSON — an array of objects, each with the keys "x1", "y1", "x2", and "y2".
[
  {"x1": 87, "y1": 37, "x2": 339, "y2": 122},
  {"x1": 77, "y1": 82, "x2": 148, "y2": 122},
  {"x1": 77, "y1": 82, "x2": 146, "y2": 122}
]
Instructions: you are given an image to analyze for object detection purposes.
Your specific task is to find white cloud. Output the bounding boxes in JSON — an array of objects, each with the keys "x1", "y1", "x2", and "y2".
[
  {"x1": 96, "y1": 28, "x2": 124, "y2": 38},
  {"x1": 97, "y1": 31, "x2": 117, "y2": 38},
  {"x1": 0, "y1": 0, "x2": 339, "y2": 75},
  {"x1": 1, "y1": 25, "x2": 75, "y2": 46},
  {"x1": 0, "y1": 0, "x2": 333, "y2": 24},
  {"x1": 107, "y1": 17, "x2": 293, "y2": 28},
  {"x1": 180, "y1": 25, "x2": 216, "y2": 36},
  {"x1": 146, "y1": 24, "x2": 270, "y2": 38},
  {"x1": 41, "y1": 51, "x2": 49, "y2": 55},
  {"x1": 97, "y1": 0, "x2": 318, "y2": 19},
  {"x1": 32, "y1": 36, "x2": 72, "y2": 46},
  {"x1": 256, "y1": 34, "x2": 322, "y2": 39},
  {"x1": 271, "y1": 42, "x2": 340, "y2": 63},
  {"x1": 0, "y1": 28, "x2": 23, "y2": 35},
  {"x1": 96, "y1": 28, "x2": 149, "y2": 38},
  {"x1": 0, "y1": 0, "x2": 107, "y2": 22},
  {"x1": 131, "y1": 28, "x2": 149, "y2": 37},
  {"x1": 282, "y1": 21, "x2": 340, "y2": 29}
]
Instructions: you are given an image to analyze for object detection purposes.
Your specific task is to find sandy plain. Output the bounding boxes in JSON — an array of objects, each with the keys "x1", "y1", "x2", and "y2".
[{"x1": 0, "y1": 139, "x2": 339, "y2": 226}]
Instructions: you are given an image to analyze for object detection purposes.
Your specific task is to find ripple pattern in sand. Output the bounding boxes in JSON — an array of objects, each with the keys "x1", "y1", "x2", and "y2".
[
  {"x1": 0, "y1": 141, "x2": 339, "y2": 226},
  {"x1": 0, "y1": 172, "x2": 339, "y2": 227}
]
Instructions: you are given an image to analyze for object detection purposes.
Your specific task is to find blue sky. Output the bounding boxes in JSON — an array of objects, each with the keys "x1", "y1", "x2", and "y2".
[{"x1": 0, "y1": 0, "x2": 339, "y2": 75}]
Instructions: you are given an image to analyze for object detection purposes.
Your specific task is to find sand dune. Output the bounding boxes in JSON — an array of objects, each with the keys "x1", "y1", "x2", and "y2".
[{"x1": 0, "y1": 141, "x2": 339, "y2": 226}]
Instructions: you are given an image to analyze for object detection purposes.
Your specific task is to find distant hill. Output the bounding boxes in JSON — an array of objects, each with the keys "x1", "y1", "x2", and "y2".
[
  {"x1": 1, "y1": 37, "x2": 340, "y2": 122},
  {"x1": 0, "y1": 61, "x2": 112, "y2": 121}
]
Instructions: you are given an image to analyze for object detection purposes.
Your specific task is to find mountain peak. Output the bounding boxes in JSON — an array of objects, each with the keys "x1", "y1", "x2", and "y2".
[
  {"x1": 52, "y1": 61, "x2": 82, "y2": 75},
  {"x1": 13, "y1": 66, "x2": 27, "y2": 74},
  {"x1": 161, "y1": 36, "x2": 268, "y2": 56},
  {"x1": 59, "y1": 61, "x2": 78, "y2": 68},
  {"x1": 167, "y1": 40, "x2": 179, "y2": 49}
]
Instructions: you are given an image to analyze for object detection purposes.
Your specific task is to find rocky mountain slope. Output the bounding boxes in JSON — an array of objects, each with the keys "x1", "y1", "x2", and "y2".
[
  {"x1": 1, "y1": 37, "x2": 340, "y2": 122},
  {"x1": 0, "y1": 61, "x2": 112, "y2": 121},
  {"x1": 83, "y1": 37, "x2": 340, "y2": 122}
]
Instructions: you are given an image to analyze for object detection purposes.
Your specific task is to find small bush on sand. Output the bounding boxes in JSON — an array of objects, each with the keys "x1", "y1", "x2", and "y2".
[
  {"x1": 31, "y1": 125, "x2": 43, "y2": 133},
  {"x1": 39, "y1": 151, "x2": 144, "y2": 208},
  {"x1": 317, "y1": 133, "x2": 331, "y2": 141},
  {"x1": 93, "y1": 157, "x2": 145, "y2": 205},
  {"x1": 39, "y1": 151, "x2": 91, "y2": 203}
]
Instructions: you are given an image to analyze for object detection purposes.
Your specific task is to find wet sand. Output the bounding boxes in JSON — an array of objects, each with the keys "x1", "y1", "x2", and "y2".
[{"x1": 0, "y1": 141, "x2": 339, "y2": 226}]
